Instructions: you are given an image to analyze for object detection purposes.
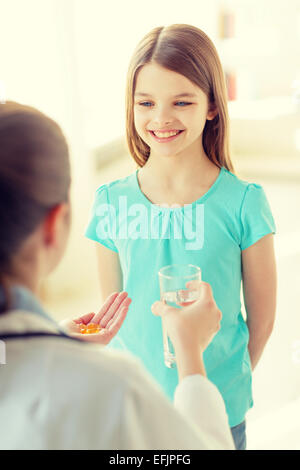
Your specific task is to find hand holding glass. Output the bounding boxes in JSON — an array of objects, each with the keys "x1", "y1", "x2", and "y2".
[{"x1": 158, "y1": 264, "x2": 201, "y2": 368}]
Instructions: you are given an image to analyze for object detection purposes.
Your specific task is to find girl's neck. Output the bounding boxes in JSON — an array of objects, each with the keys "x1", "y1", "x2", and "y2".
[{"x1": 140, "y1": 148, "x2": 218, "y2": 189}]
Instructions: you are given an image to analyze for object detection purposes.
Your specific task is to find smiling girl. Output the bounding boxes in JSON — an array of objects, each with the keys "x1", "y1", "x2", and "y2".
[{"x1": 85, "y1": 24, "x2": 277, "y2": 450}]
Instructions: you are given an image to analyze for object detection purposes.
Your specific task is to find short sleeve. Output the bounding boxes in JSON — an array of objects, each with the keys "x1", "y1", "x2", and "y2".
[
  {"x1": 85, "y1": 185, "x2": 118, "y2": 252},
  {"x1": 240, "y1": 184, "x2": 276, "y2": 251}
]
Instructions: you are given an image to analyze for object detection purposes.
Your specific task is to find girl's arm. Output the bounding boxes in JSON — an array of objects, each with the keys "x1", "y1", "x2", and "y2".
[
  {"x1": 95, "y1": 243, "x2": 123, "y2": 300},
  {"x1": 241, "y1": 233, "x2": 277, "y2": 370}
]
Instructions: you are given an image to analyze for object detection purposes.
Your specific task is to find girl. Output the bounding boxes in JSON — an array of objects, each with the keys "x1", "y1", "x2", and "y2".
[
  {"x1": 0, "y1": 101, "x2": 232, "y2": 450},
  {"x1": 85, "y1": 24, "x2": 277, "y2": 450}
]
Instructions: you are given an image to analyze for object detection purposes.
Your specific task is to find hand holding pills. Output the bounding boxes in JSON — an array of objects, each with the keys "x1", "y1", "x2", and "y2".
[{"x1": 60, "y1": 292, "x2": 131, "y2": 344}]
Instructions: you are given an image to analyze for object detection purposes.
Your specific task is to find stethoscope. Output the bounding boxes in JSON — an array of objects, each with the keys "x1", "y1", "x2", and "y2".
[{"x1": 0, "y1": 331, "x2": 84, "y2": 342}]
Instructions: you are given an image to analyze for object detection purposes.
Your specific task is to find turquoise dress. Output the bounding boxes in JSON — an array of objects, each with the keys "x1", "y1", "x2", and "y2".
[{"x1": 85, "y1": 167, "x2": 276, "y2": 427}]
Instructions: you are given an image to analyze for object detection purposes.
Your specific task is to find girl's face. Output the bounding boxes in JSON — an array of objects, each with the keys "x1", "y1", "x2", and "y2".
[{"x1": 134, "y1": 62, "x2": 216, "y2": 160}]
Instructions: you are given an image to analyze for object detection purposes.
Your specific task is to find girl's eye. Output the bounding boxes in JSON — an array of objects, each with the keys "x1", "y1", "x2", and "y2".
[
  {"x1": 136, "y1": 101, "x2": 193, "y2": 107},
  {"x1": 138, "y1": 101, "x2": 154, "y2": 107},
  {"x1": 175, "y1": 101, "x2": 192, "y2": 106}
]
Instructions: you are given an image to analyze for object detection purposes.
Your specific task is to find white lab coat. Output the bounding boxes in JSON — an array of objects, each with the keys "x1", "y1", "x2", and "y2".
[{"x1": 0, "y1": 310, "x2": 234, "y2": 450}]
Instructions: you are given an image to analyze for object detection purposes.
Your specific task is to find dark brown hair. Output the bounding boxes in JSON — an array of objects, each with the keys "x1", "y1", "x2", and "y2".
[
  {"x1": 0, "y1": 101, "x2": 71, "y2": 313},
  {"x1": 126, "y1": 24, "x2": 234, "y2": 171}
]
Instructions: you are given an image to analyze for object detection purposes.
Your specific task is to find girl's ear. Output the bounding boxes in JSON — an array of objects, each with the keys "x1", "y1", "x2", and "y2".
[{"x1": 206, "y1": 103, "x2": 218, "y2": 121}]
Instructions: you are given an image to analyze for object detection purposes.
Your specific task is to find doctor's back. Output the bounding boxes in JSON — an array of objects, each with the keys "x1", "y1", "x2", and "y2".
[{"x1": 1, "y1": 308, "x2": 208, "y2": 450}]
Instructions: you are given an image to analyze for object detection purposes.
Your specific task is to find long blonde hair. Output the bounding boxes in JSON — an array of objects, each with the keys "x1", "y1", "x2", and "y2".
[{"x1": 125, "y1": 24, "x2": 234, "y2": 172}]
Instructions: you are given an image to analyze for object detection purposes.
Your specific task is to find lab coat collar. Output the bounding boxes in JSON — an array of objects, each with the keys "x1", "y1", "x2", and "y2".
[{"x1": 0, "y1": 309, "x2": 64, "y2": 336}]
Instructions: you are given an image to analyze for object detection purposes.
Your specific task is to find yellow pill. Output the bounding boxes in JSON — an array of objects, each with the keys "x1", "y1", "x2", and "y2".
[{"x1": 78, "y1": 322, "x2": 101, "y2": 334}]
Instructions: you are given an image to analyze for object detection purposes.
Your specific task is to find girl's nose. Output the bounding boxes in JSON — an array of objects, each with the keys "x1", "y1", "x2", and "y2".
[{"x1": 153, "y1": 107, "x2": 173, "y2": 127}]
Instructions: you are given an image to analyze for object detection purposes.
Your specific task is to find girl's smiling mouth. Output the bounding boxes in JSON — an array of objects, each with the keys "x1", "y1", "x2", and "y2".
[{"x1": 149, "y1": 129, "x2": 184, "y2": 142}]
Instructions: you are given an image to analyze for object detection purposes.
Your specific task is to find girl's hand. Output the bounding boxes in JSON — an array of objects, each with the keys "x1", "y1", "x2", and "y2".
[
  {"x1": 151, "y1": 281, "x2": 222, "y2": 353},
  {"x1": 60, "y1": 292, "x2": 131, "y2": 345}
]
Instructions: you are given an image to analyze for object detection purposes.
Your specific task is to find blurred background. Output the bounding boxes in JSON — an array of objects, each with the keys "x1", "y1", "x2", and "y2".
[{"x1": 1, "y1": 0, "x2": 300, "y2": 449}]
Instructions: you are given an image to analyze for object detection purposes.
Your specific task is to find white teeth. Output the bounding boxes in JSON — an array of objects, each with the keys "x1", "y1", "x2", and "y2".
[{"x1": 153, "y1": 130, "x2": 180, "y2": 138}]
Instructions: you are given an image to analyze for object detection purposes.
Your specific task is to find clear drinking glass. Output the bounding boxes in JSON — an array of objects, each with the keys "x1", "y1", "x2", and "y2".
[{"x1": 158, "y1": 264, "x2": 201, "y2": 368}]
